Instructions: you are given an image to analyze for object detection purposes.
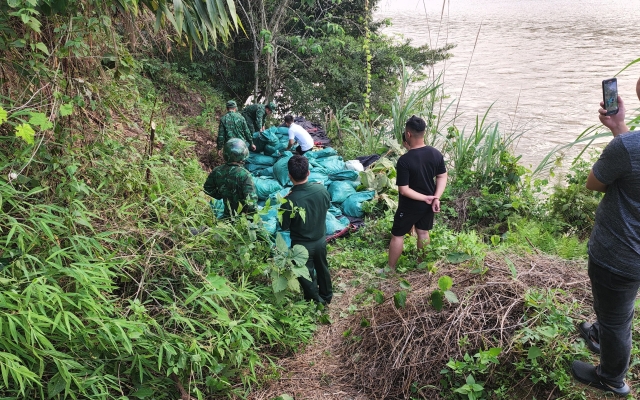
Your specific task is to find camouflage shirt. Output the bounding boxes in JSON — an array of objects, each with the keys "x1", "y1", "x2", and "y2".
[
  {"x1": 241, "y1": 104, "x2": 267, "y2": 133},
  {"x1": 203, "y1": 163, "x2": 257, "y2": 216},
  {"x1": 217, "y1": 111, "x2": 252, "y2": 149}
]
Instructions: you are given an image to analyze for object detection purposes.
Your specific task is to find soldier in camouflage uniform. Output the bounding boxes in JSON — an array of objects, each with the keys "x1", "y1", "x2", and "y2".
[
  {"x1": 242, "y1": 101, "x2": 276, "y2": 133},
  {"x1": 217, "y1": 100, "x2": 255, "y2": 155},
  {"x1": 204, "y1": 138, "x2": 257, "y2": 217}
]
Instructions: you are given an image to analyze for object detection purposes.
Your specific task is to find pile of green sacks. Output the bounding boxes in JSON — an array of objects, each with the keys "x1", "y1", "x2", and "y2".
[{"x1": 244, "y1": 129, "x2": 374, "y2": 246}]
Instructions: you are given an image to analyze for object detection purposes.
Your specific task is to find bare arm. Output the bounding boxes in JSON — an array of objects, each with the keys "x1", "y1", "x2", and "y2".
[
  {"x1": 286, "y1": 139, "x2": 295, "y2": 150},
  {"x1": 586, "y1": 170, "x2": 607, "y2": 193},
  {"x1": 431, "y1": 172, "x2": 448, "y2": 212}
]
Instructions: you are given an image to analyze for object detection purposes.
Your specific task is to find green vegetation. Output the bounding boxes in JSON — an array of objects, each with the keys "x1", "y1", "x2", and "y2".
[{"x1": 0, "y1": 0, "x2": 636, "y2": 399}]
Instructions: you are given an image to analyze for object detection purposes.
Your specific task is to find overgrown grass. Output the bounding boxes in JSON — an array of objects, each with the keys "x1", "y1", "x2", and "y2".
[{"x1": 1, "y1": 70, "x2": 320, "y2": 399}]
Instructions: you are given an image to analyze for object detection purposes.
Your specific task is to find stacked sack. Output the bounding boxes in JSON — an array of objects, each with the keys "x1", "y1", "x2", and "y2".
[{"x1": 243, "y1": 139, "x2": 374, "y2": 245}]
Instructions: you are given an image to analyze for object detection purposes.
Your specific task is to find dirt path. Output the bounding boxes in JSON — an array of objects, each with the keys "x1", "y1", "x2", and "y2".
[{"x1": 250, "y1": 268, "x2": 371, "y2": 400}]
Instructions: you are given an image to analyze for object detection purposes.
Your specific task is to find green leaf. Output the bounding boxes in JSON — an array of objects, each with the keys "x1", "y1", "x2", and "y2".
[
  {"x1": 35, "y1": 42, "x2": 49, "y2": 55},
  {"x1": 505, "y1": 257, "x2": 518, "y2": 279},
  {"x1": 431, "y1": 290, "x2": 444, "y2": 311},
  {"x1": 15, "y1": 123, "x2": 35, "y2": 144},
  {"x1": 290, "y1": 263, "x2": 311, "y2": 281},
  {"x1": 537, "y1": 326, "x2": 558, "y2": 338},
  {"x1": 393, "y1": 290, "x2": 407, "y2": 309},
  {"x1": 272, "y1": 275, "x2": 288, "y2": 293},
  {"x1": 289, "y1": 244, "x2": 309, "y2": 267},
  {"x1": 438, "y1": 275, "x2": 453, "y2": 291},
  {"x1": 131, "y1": 387, "x2": 154, "y2": 398},
  {"x1": 374, "y1": 291, "x2": 384, "y2": 304},
  {"x1": 446, "y1": 252, "x2": 473, "y2": 264},
  {"x1": 276, "y1": 395, "x2": 294, "y2": 400},
  {"x1": 59, "y1": 102, "x2": 73, "y2": 117},
  {"x1": 527, "y1": 346, "x2": 542, "y2": 360},
  {"x1": 360, "y1": 317, "x2": 370, "y2": 327},
  {"x1": 399, "y1": 279, "x2": 411, "y2": 290},
  {"x1": 287, "y1": 277, "x2": 300, "y2": 292},
  {"x1": 444, "y1": 290, "x2": 459, "y2": 304},
  {"x1": 28, "y1": 112, "x2": 52, "y2": 130},
  {"x1": 206, "y1": 274, "x2": 228, "y2": 290},
  {"x1": 275, "y1": 232, "x2": 288, "y2": 252},
  {"x1": 0, "y1": 106, "x2": 7, "y2": 124}
]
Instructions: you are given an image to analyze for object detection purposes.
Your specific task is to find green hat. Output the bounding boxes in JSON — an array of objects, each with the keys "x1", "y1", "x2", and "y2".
[
  {"x1": 226, "y1": 100, "x2": 237, "y2": 108},
  {"x1": 223, "y1": 138, "x2": 249, "y2": 163},
  {"x1": 266, "y1": 101, "x2": 277, "y2": 111}
]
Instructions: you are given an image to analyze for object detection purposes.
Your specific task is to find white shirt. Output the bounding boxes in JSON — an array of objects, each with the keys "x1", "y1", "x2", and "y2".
[{"x1": 288, "y1": 122, "x2": 314, "y2": 151}]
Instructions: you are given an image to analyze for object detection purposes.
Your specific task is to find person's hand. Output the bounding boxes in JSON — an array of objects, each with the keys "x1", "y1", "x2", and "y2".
[
  {"x1": 424, "y1": 195, "x2": 437, "y2": 204},
  {"x1": 250, "y1": 144, "x2": 256, "y2": 151},
  {"x1": 599, "y1": 96, "x2": 628, "y2": 136},
  {"x1": 432, "y1": 198, "x2": 441, "y2": 213}
]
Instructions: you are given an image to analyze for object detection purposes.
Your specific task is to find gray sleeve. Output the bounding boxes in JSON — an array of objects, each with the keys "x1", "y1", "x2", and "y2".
[{"x1": 592, "y1": 136, "x2": 631, "y2": 185}]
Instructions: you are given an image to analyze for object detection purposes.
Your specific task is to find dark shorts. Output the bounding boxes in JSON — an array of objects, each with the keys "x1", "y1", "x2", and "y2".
[
  {"x1": 296, "y1": 146, "x2": 309, "y2": 156},
  {"x1": 391, "y1": 207, "x2": 434, "y2": 236}
]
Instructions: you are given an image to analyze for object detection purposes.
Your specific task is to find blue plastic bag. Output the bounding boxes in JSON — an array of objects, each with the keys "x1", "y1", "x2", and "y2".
[
  {"x1": 326, "y1": 212, "x2": 349, "y2": 235},
  {"x1": 209, "y1": 199, "x2": 225, "y2": 219},
  {"x1": 309, "y1": 171, "x2": 330, "y2": 185},
  {"x1": 328, "y1": 181, "x2": 357, "y2": 204},
  {"x1": 328, "y1": 204, "x2": 343, "y2": 216},
  {"x1": 342, "y1": 190, "x2": 376, "y2": 217},
  {"x1": 306, "y1": 147, "x2": 338, "y2": 159},
  {"x1": 248, "y1": 153, "x2": 277, "y2": 166},
  {"x1": 317, "y1": 155, "x2": 345, "y2": 174},
  {"x1": 329, "y1": 170, "x2": 359, "y2": 181},
  {"x1": 273, "y1": 152, "x2": 293, "y2": 186},
  {"x1": 259, "y1": 206, "x2": 278, "y2": 234},
  {"x1": 253, "y1": 177, "x2": 283, "y2": 200}
]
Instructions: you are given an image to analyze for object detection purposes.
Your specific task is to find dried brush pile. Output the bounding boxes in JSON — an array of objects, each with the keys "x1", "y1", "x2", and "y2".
[{"x1": 338, "y1": 254, "x2": 590, "y2": 399}]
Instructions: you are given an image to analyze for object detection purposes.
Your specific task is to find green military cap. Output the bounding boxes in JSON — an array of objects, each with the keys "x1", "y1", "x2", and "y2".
[
  {"x1": 266, "y1": 101, "x2": 277, "y2": 111},
  {"x1": 226, "y1": 100, "x2": 237, "y2": 108}
]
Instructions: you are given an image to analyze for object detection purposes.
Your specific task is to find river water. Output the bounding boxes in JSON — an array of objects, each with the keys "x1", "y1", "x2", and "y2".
[{"x1": 376, "y1": 0, "x2": 640, "y2": 167}]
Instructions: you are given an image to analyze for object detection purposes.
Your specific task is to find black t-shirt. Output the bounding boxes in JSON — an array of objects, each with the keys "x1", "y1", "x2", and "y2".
[{"x1": 395, "y1": 146, "x2": 447, "y2": 213}]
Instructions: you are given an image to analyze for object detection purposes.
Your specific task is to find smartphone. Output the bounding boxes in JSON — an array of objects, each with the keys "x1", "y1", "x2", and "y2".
[{"x1": 602, "y1": 78, "x2": 619, "y2": 116}]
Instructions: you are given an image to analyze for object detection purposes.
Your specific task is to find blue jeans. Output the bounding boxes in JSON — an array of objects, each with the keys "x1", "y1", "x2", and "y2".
[{"x1": 589, "y1": 259, "x2": 640, "y2": 384}]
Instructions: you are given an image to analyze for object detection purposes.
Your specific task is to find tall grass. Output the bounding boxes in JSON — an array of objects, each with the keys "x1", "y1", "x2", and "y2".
[{"x1": 0, "y1": 78, "x2": 318, "y2": 399}]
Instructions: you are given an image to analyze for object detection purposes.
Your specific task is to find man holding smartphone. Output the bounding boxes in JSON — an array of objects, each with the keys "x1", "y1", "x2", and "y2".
[{"x1": 572, "y1": 78, "x2": 640, "y2": 397}]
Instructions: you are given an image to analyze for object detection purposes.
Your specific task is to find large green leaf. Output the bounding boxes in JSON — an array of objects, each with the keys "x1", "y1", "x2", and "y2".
[
  {"x1": 527, "y1": 346, "x2": 542, "y2": 360},
  {"x1": 393, "y1": 290, "x2": 407, "y2": 309},
  {"x1": 444, "y1": 290, "x2": 458, "y2": 304},
  {"x1": 290, "y1": 263, "x2": 311, "y2": 281},
  {"x1": 15, "y1": 123, "x2": 35, "y2": 145},
  {"x1": 438, "y1": 275, "x2": 453, "y2": 291},
  {"x1": 0, "y1": 106, "x2": 7, "y2": 124},
  {"x1": 287, "y1": 277, "x2": 300, "y2": 292},
  {"x1": 289, "y1": 244, "x2": 309, "y2": 267},
  {"x1": 446, "y1": 252, "x2": 472, "y2": 264},
  {"x1": 272, "y1": 275, "x2": 288, "y2": 293},
  {"x1": 275, "y1": 232, "x2": 288, "y2": 252}
]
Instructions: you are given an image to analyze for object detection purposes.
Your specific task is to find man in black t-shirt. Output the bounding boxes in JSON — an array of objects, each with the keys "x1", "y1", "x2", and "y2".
[{"x1": 388, "y1": 116, "x2": 448, "y2": 270}]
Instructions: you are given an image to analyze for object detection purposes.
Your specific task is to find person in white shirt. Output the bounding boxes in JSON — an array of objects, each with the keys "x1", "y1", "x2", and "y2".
[{"x1": 284, "y1": 115, "x2": 314, "y2": 155}]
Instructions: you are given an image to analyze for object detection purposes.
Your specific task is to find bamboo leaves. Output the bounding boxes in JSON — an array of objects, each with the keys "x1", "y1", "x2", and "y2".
[{"x1": 137, "y1": 0, "x2": 241, "y2": 52}]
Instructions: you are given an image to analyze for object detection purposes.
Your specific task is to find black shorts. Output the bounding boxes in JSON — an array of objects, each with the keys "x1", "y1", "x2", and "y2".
[
  {"x1": 296, "y1": 146, "x2": 310, "y2": 155},
  {"x1": 391, "y1": 207, "x2": 434, "y2": 236}
]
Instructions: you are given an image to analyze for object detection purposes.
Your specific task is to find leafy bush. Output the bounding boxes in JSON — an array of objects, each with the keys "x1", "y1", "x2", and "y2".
[{"x1": 547, "y1": 155, "x2": 602, "y2": 238}]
